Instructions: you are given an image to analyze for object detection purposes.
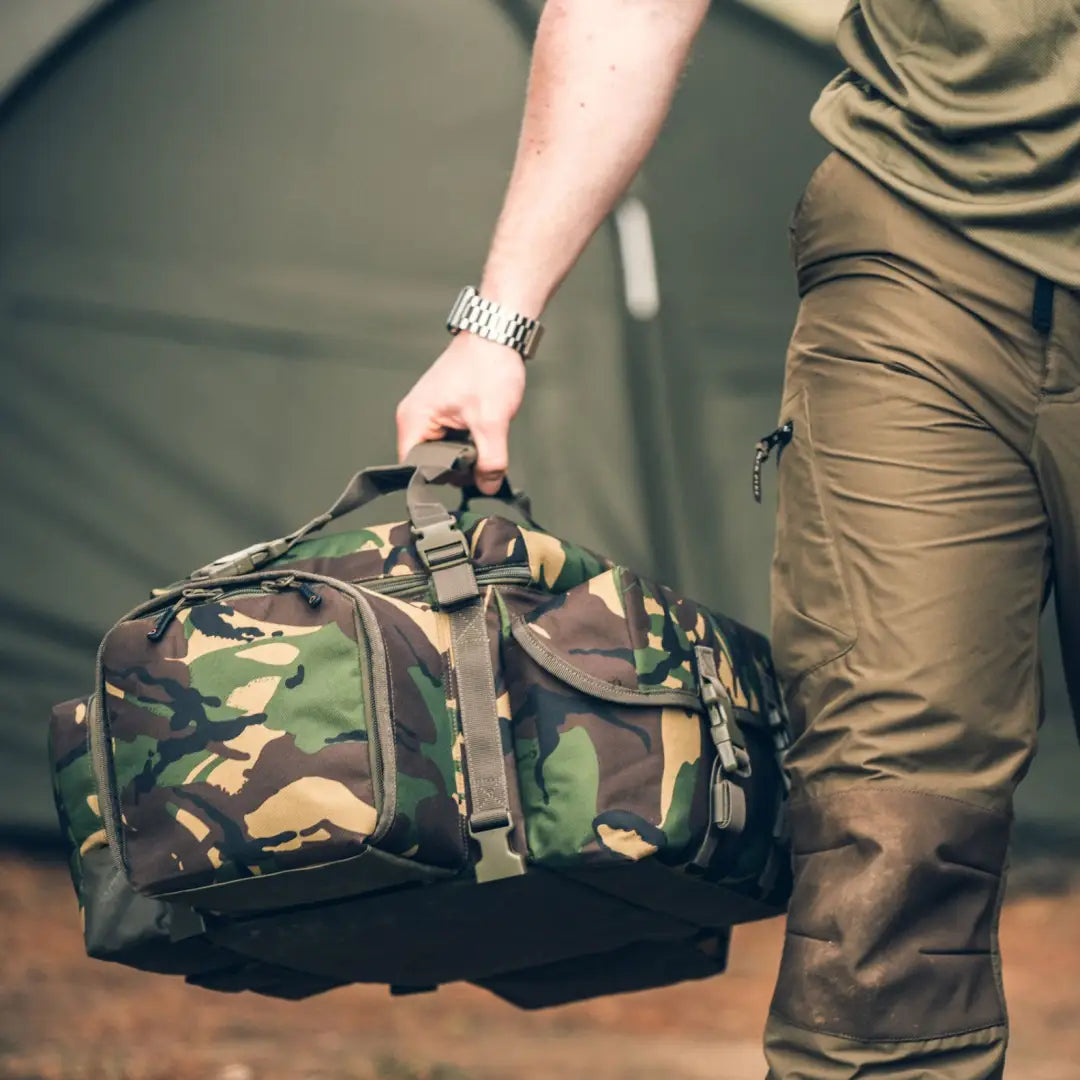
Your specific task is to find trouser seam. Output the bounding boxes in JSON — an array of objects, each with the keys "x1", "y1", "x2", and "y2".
[
  {"x1": 768, "y1": 1009, "x2": 1005, "y2": 1044},
  {"x1": 780, "y1": 635, "x2": 857, "y2": 698}
]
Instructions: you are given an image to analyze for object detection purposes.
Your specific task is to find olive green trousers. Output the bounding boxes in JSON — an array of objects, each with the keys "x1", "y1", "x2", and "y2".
[{"x1": 765, "y1": 152, "x2": 1080, "y2": 1079}]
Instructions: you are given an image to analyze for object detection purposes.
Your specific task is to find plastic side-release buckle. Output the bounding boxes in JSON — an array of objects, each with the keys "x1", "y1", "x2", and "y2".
[
  {"x1": 190, "y1": 538, "x2": 291, "y2": 580},
  {"x1": 414, "y1": 519, "x2": 479, "y2": 606},
  {"x1": 695, "y1": 645, "x2": 748, "y2": 777},
  {"x1": 469, "y1": 816, "x2": 526, "y2": 884}
]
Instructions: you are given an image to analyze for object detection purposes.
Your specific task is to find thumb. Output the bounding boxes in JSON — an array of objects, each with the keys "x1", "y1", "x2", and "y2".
[{"x1": 469, "y1": 419, "x2": 510, "y2": 496}]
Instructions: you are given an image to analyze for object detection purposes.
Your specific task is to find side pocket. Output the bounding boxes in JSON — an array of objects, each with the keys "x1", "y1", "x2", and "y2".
[{"x1": 769, "y1": 385, "x2": 857, "y2": 690}]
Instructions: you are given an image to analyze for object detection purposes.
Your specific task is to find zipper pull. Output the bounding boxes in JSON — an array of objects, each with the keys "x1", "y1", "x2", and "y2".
[
  {"x1": 147, "y1": 588, "x2": 223, "y2": 641},
  {"x1": 295, "y1": 581, "x2": 323, "y2": 608},
  {"x1": 261, "y1": 574, "x2": 295, "y2": 592},
  {"x1": 147, "y1": 596, "x2": 185, "y2": 641},
  {"x1": 753, "y1": 420, "x2": 793, "y2": 504},
  {"x1": 262, "y1": 575, "x2": 322, "y2": 608}
]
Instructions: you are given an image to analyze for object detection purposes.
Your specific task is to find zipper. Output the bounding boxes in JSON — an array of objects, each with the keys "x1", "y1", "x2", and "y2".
[
  {"x1": 752, "y1": 421, "x2": 793, "y2": 504},
  {"x1": 362, "y1": 564, "x2": 534, "y2": 601},
  {"x1": 146, "y1": 578, "x2": 323, "y2": 642}
]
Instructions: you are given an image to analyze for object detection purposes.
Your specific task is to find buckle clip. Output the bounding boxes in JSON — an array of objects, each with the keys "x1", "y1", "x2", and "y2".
[
  {"x1": 414, "y1": 519, "x2": 470, "y2": 572},
  {"x1": 190, "y1": 538, "x2": 289, "y2": 581},
  {"x1": 469, "y1": 817, "x2": 526, "y2": 884}
]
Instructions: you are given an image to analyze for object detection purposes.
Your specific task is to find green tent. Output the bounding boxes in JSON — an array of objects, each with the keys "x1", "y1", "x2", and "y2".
[{"x1": 1, "y1": 0, "x2": 1074, "y2": 860}]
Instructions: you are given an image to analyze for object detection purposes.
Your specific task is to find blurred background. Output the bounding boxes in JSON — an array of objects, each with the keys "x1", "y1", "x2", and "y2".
[{"x1": 0, "y1": 3, "x2": 1076, "y2": 1078}]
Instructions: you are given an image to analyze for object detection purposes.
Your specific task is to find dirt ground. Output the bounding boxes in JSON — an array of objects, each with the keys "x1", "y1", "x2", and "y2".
[{"x1": 0, "y1": 851, "x2": 1077, "y2": 1080}]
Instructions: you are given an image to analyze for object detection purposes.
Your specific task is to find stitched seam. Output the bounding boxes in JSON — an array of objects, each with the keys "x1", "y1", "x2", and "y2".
[{"x1": 769, "y1": 1009, "x2": 1006, "y2": 1044}]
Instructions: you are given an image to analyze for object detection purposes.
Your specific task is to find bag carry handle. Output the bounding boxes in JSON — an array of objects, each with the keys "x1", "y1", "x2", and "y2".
[{"x1": 188, "y1": 439, "x2": 535, "y2": 583}]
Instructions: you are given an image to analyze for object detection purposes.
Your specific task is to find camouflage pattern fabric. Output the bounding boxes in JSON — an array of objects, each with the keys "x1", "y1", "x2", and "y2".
[
  {"x1": 274, "y1": 513, "x2": 612, "y2": 594},
  {"x1": 50, "y1": 511, "x2": 786, "y2": 908},
  {"x1": 361, "y1": 589, "x2": 465, "y2": 868},
  {"x1": 99, "y1": 586, "x2": 377, "y2": 893},
  {"x1": 49, "y1": 695, "x2": 103, "y2": 907}
]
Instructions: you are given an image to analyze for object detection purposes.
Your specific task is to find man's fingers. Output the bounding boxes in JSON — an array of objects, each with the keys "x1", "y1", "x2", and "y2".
[
  {"x1": 469, "y1": 418, "x2": 510, "y2": 496},
  {"x1": 396, "y1": 403, "x2": 441, "y2": 463}
]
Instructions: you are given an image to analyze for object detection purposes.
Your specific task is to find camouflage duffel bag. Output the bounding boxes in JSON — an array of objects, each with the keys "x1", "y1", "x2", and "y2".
[{"x1": 50, "y1": 440, "x2": 792, "y2": 1007}]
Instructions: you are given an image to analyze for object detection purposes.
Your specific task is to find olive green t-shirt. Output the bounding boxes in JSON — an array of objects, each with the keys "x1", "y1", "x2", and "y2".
[{"x1": 811, "y1": 1, "x2": 1080, "y2": 287}]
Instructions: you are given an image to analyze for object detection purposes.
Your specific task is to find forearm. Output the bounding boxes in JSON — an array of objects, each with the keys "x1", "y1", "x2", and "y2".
[{"x1": 480, "y1": 0, "x2": 710, "y2": 316}]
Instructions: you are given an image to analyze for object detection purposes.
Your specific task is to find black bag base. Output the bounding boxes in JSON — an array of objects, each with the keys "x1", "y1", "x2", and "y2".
[
  {"x1": 200, "y1": 859, "x2": 784, "y2": 1001},
  {"x1": 472, "y1": 929, "x2": 731, "y2": 1009},
  {"x1": 81, "y1": 843, "x2": 785, "y2": 1006}
]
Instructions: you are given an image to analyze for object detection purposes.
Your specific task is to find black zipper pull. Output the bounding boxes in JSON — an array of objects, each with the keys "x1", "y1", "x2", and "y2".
[
  {"x1": 296, "y1": 581, "x2": 323, "y2": 608},
  {"x1": 260, "y1": 575, "x2": 322, "y2": 608},
  {"x1": 146, "y1": 587, "x2": 223, "y2": 641},
  {"x1": 753, "y1": 420, "x2": 794, "y2": 504},
  {"x1": 147, "y1": 597, "x2": 185, "y2": 641}
]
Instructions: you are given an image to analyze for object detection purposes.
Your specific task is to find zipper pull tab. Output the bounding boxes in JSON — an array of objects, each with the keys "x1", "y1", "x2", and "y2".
[
  {"x1": 147, "y1": 588, "x2": 223, "y2": 641},
  {"x1": 147, "y1": 596, "x2": 186, "y2": 641},
  {"x1": 263, "y1": 575, "x2": 322, "y2": 608},
  {"x1": 296, "y1": 581, "x2": 323, "y2": 608},
  {"x1": 753, "y1": 420, "x2": 793, "y2": 504}
]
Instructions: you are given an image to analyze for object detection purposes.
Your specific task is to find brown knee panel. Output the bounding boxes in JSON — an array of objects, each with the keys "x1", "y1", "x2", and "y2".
[{"x1": 771, "y1": 787, "x2": 1011, "y2": 1041}]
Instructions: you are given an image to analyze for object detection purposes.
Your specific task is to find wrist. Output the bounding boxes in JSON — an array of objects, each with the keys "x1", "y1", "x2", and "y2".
[{"x1": 476, "y1": 280, "x2": 547, "y2": 322}]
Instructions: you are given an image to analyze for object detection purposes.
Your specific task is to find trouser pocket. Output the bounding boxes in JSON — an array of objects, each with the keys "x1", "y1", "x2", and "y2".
[{"x1": 769, "y1": 385, "x2": 857, "y2": 693}]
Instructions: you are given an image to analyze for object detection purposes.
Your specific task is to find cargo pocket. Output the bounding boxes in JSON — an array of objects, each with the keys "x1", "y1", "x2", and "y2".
[
  {"x1": 505, "y1": 567, "x2": 718, "y2": 868},
  {"x1": 770, "y1": 385, "x2": 857, "y2": 689}
]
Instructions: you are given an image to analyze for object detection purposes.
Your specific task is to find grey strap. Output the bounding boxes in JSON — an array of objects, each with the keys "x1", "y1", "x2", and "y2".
[{"x1": 448, "y1": 595, "x2": 525, "y2": 883}]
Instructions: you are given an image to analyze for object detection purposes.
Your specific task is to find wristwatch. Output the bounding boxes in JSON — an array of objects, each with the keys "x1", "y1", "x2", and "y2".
[{"x1": 446, "y1": 286, "x2": 544, "y2": 360}]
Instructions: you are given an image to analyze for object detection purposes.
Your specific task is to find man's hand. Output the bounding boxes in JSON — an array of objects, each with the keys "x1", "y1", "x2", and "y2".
[{"x1": 396, "y1": 332, "x2": 526, "y2": 495}]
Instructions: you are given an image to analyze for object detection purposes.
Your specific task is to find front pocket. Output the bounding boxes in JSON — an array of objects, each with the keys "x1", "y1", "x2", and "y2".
[
  {"x1": 770, "y1": 385, "x2": 858, "y2": 687},
  {"x1": 506, "y1": 567, "x2": 774, "y2": 870},
  {"x1": 99, "y1": 582, "x2": 381, "y2": 893}
]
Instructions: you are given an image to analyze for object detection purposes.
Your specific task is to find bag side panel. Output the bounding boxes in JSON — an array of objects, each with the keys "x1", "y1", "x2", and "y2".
[{"x1": 49, "y1": 695, "x2": 104, "y2": 905}]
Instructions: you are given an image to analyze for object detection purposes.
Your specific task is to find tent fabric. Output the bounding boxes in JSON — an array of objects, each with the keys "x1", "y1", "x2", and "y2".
[
  {"x1": 0, "y1": 0, "x2": 647, "y2": 834},
  {"x1": 0, "y1": 0, "x2": 112, "y2": 98},
  {"x1": 0, "y1": 0, "x2": 1075, "y2": 848}
]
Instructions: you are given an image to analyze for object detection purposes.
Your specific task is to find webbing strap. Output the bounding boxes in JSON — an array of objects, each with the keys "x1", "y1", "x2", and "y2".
[{"x1": 447, "y1": 594, "x2": 525, "y2": 883}]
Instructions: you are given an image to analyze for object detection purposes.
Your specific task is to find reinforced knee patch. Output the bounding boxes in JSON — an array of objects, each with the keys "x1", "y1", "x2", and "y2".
[{"x1": 771, "y1": 787, "x2": 1011, "y2": 1041}]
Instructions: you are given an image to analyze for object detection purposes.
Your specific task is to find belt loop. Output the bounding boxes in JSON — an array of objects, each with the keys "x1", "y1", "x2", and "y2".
[{"x1": 1032, "y1": 276, "x2": 1055, "y2": 336}]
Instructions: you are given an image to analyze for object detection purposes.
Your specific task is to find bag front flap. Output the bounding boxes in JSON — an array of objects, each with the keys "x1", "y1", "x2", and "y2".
[{"x1": 511, "y1": 565, "x2": 773, "y2": 718}]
